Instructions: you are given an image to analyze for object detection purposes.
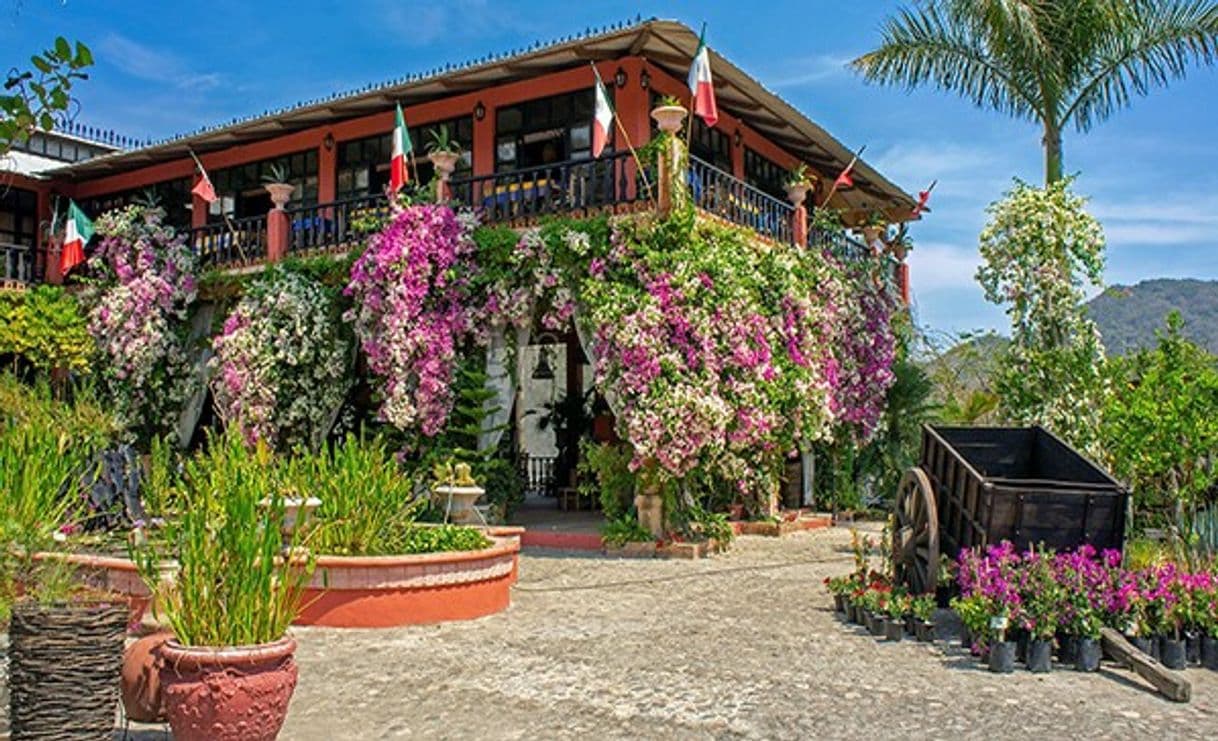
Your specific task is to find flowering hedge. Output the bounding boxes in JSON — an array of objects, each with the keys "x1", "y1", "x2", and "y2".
[
  {"x1": 81, "y1": 206, "x2": 197, "y2": 441},
  {"x1": 831, "y1": 257, "x2": 898, "y2": 443},
  {"x1": 212, "y1": 269, "x2": 350, "y2": 450}
]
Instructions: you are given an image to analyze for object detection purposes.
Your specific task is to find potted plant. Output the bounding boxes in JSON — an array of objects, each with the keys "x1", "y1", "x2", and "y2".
[
  {"x1": 426, "y1": 125, "x2": 462, "y2": 180},
  {"x1": 951, "y1": 593, "x2": 989, "y2": 653},
  {"x1": 1068, "y1": 601, "x2": 1103, "y2": 672},
  {"x1": 987, "y1": 609, "x2": 1016, "y2": 674},
  {"x1": 1022, "y1": 553, "x2": 1059, "y2": 673},
  {"x1": 887, "y1": 223, "x2": 914, "y2": 261},
  {"x1": 859, "y1": 211, "x2": 886, "y2": 249},
  {"x1": 262, "y1": 163, "x2": 294, "y2": 209},
  {"x1": 1202, "y1": 600, "x2": 1218, "y2": 670},
  {"x1": 824, "y1": 574, "x2": 853, "y2": 614},
  {"x1": 134, "y1": 431, "x2": 313, "y2": 741},
  {"x1": 910, "y1": 593, "x2": 936, "y2": 642},
  {"x1": 784, "y1": 164, "x2": 814, "y2": 206},
  {"x1": 650, "y1": 95, "x2": 687, "y2": 134},
  {"x1": 884, "y1": 592, "x2": 909, "y2": 641}
]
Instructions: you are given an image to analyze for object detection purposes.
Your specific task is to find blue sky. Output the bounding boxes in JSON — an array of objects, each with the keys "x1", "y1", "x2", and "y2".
[{"x1": 7, "y1": 0, "x2": 1218, "y2": 335}]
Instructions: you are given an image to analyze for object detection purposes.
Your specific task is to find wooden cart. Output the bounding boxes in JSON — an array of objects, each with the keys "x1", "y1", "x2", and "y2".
[{"x1": 893, "y1": 425, "x2": 1128, "y2": 593}]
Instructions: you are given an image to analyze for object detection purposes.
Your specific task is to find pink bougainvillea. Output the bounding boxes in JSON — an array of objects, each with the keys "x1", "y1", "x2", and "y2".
[
  {"x1": 82, "y1": 205, "x2": 197, "y2": 440},
  {"x1": 831, "y1": 258, "x2": 898, "y2": 443},
  {"x1": 345, "y1": 204, "x2": 477, "y2": 436}
]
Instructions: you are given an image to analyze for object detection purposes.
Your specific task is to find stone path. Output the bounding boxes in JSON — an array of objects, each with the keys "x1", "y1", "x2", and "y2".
[{"x1": 3, "y1": 527, "x2": 1217, "y2": 739}]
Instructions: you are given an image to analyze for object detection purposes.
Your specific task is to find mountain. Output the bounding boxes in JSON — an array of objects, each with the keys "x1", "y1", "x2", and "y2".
[{"x1": 1087, "y1": 279, "x2": 1218, "y2": 355}]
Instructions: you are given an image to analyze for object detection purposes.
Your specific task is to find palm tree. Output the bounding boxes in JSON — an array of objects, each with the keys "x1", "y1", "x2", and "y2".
[{"x1": 853, "y1": 0, "x2": 1218, "y2": 183}]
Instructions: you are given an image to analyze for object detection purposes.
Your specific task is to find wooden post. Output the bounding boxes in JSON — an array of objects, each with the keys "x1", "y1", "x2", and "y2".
[{"x1": 1100, "y1": 627, "x2": 1191, "y2": 703}]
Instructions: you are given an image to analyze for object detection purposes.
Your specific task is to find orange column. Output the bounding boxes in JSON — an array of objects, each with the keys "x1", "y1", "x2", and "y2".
[
  {"x1": 266, "y1": 208, "x2": 289, "y2": 263},
  {"x1": 615, "y1": 58, "x2": 651, "y2": 148},
  {"x1": 472, "y1": 102, "x2": 495, "y2": 177},
  {"x1": 318, "y1": 136, "x2": 336, "y2": 204}
]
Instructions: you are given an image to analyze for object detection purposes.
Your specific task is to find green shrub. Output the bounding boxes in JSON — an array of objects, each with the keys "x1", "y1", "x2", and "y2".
[
  {"x1": 577, "y1": 441, "x2": 635, "y2": 518},
  {"x1": 601, "y1": 514, "x2": 654, "y2": 547},
  {"x1": 0, "y1": 285, "x2": 93, "y2": 375}
]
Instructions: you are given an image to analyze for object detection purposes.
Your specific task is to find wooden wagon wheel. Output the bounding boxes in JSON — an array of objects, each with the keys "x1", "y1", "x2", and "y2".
[{"x1": 893, "y1": 468, "x2": 940, "y2": 594}]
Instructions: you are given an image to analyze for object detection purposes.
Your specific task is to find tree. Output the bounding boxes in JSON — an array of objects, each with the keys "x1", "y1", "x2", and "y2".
[
  {"x1": 852, "y1": 1, "x2": 1218, "y2": 184},
  {"x1": 1, "y1": 36, "x2": 92, "y2": 156},
  {"x1": 1102, "y1": 312, "x2": 1218, "y2": 536},
  {"x1": 976, "y1": 178, "x2": 1109, "y2": 453}
]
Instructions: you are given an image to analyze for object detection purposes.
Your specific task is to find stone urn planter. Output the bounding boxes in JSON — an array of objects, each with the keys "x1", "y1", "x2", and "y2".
[
  {"x1": 159, "y1": 637, "x2": 298, "y2": 741},
  {"x1": 785, "y1": 182, "x2": 811, "y2": 207},
  {"x1": 428, "y1": 150, "x2": 461, "y2": 181},
  {"x1": 431, "y1": 484, "x2": 485, "y2": 524},
  {"x1": 650, "y1": 104, "x2": 688, "y2": 134},
  {"x1": 264, "y1": 182, "x2": 294, "y2": 210}
]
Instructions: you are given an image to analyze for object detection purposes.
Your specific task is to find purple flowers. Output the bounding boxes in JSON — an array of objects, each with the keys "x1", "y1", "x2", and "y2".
[{"x1": 956, "y1": 541, "x2": 1218, "y2": 640}]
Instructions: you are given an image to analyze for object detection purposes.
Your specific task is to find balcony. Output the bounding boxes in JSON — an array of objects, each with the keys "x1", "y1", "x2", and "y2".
[
  {"x1": 1, "y1": 243, "x2": 43, "y2": 286},
  {"x1": 179, "y1": 148, "x2": 870, "y2": 272}
]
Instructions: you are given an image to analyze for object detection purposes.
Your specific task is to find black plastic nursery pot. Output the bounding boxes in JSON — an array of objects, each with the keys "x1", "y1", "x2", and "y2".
[
  {"x1": 848, "y1": 604, "x2": 862, "y2": 624},
  {"x1": 1202, "y1": 635, "x2": 1218, "y2": 671},
  {"x1": 1026, "y1": 639, "x2": 1053, "y2": 673},
  {"x1": 988, "y1": 641, "x2": 1016, "y2": 673},
  {"x1": 884, "y1": 619, "x2": 904, "y2": 642},
  {"x1": 1058, "y1": 634, "x2": 1079, "y2": 664},
  {"x1": 915, "y1": 621, "x2": 935, "y2": 643},
  {"x1": 1130, "y1": 636, "x2": 1155, "y2": 657},
  {"x1": 1185, "y1": 631, "x2": 1201, "y2": 665},
  {"x1": 1159, "y1": 637, "x2": 1187, "y2": 670},
  {"x1": 833, "y1": 594, "x2": 846, "y2": 613},
  {"x1": 960, "y1": 626, "x2": 973, "y2": 650},
  {"x1": 1075, "y1": 638, "x2": 1102, "y2": 672},
  {"x1": 868, "y1": 612, "x2": 886, "y2": 637},
  {"x1": 905, "y1": 614, "x2": 918, "y2": 635},
  {"x1": 1014, "y1": 630, "x2": 1029, "y2": 664}
]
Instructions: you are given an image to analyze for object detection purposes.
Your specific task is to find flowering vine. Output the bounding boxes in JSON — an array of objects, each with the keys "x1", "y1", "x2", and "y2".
[
  {"x1": 80, "y1": 205, "x2": 197, "y2": 441},
  {"x1": 345, "y1": 204, "x2": 478, "y2": 436},
  {"x1": 211, "y1": 269, "x2": 350, "y2": 450}
]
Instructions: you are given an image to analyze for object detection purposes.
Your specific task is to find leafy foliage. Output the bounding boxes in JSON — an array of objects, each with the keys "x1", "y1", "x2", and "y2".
[
  {"x1": 0, "y1": 286, "x2": 92, "y2": 375},
  {"x1": 1101, "y1": 312, "x2": 1218, "y2": 532},
  {"x1": 854, "y1": 0, "x2": 1218, "y2": 182},
  {"x1": 0, "y1": 37, "x2": 92, "y2": 156},
  {"x1": 134, "y1": 429, "x2": 311, "y2": 647}
]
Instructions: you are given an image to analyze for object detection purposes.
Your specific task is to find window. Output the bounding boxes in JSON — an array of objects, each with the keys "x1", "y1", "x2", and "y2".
[
  {"x1": 744, "y1": 148, "x2": 787, "y2": 200},
  {"x1": 80, "y1": 177, "x2": 193, "y2": 231},
  {"x1": 208, "y1": 150, "x2": 319, "y2": 221},
  {"x1": 336, "y1": 116, "x2": 473, "y2": 200},
  {"x1": 494, "y1": 89, "x2": 600, "y2": 172},
  {"x1": 0, "y1": 187, "x2": 38, "y2": 246}
]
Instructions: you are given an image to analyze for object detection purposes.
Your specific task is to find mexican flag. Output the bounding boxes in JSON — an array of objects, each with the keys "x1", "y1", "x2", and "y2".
[
  {"x1": 687, "y1": 24, "x2": 718, "y2": 128},
  {"x1": 60, "y1": 200, "x2": 93, "y2": 274},
  {"x1": 592, "y1": 68, "x2": 613, "y2": 158},
  {"x1": 389, "y1": 103, "x2": 412, "y2": 193}
]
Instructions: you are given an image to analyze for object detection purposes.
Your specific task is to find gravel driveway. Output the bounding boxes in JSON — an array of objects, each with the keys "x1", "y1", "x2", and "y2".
[{"x1": 3, "y1": 527, "x2": 1216, "y2": 739}]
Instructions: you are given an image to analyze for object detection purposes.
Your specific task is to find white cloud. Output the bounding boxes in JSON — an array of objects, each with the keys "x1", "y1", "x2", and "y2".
[
  {"x1": 98, "y1": 33, "x2": 221, "y2": 90},
  {"x1": 768, "y1": 55, "x2": 854, "y2": 88},
  {"x1": 1091, "y1": 192, "x2": 1218, "y2": 246}
]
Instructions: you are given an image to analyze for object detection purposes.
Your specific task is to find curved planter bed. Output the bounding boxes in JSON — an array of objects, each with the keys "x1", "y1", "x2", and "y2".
[
  {"x1": 37, "y1": 527, "x2": 524, "y2": 630},
  {"x1": 298, "y1": 530, "x2": 522, "y2": 628}
]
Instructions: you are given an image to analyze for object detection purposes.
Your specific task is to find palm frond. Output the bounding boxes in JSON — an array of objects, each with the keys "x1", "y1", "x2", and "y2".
[
  {"x1": 1064, "y1": 0, "x2": 1218, "y2": 131},
  {"x1": 852, "y1": 2, "x2": 1043, "y2": 122}
]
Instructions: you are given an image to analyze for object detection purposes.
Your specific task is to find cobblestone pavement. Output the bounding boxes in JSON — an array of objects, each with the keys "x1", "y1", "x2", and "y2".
[
  {"x1": 3, "y1": 528, "x2": 1217, "y2": 740},
  {"x1": 281, "y1": 529, "x2": 1218, "y2": 740}
]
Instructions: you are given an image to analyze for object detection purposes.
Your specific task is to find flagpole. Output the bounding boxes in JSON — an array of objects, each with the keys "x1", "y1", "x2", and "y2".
[
  {"x1": 590, "y1": 63, "x2": 654, "y2": 203},
  {"x1": 188, "y1": 146, "x2": 248, "y2": 263},
  {"x1": 684, "y1": 22, "x2": 706, "y2": 150},
  {"x1": 821, "y1": 144, "x2": 866, "y2": 211}
]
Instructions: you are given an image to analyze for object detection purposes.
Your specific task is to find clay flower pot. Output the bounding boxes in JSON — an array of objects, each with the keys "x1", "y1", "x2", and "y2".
[
  {"x1": 159, "y1": 637, "x2": 298, "y2": 741},
  {"x1": 121, "y1": 631, "x2": 173, "y2": 723},
  {"x1": 264, "y1": 182, "x2": 295, "y2": 210},
  {"x1": 650, "y1": 105, "x2": 688, "y2": 133}
]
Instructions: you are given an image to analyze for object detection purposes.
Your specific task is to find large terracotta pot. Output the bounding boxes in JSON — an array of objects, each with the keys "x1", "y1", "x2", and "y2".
[
  {"x1": 159, "y1": 637, "x2": 298, "y2": 741},
  {"x1": 121, "y1": 631, "x2": 172, "y2": 723}
]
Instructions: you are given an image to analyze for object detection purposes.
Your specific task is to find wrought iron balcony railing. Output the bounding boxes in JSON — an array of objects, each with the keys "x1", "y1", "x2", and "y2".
[
  {"x1": 688, "y1": 155, "x2": 794, "y2": 244},
  {"x1": 190, "y1": 214, "x2": 268, "y2": 268}
]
